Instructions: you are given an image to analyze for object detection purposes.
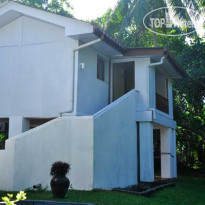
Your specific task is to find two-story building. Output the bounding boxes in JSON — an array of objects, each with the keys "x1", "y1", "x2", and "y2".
[{"x1": 0, "y1": 0, "x2": 187, "y2": 191}]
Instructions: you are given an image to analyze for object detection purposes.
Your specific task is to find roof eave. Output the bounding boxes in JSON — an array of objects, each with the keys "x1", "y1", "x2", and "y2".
[
  {"x1": 123, "y1": 47, "x2": 188, "y2": 78},
  {"x1": 93, "y1": 25, "x2": 127, "y2": 54}
]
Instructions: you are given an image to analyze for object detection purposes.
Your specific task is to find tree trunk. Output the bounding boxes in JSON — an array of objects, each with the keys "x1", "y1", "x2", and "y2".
[{"x1": 152, "y1": 24, "x2": 158, "y2": 47}]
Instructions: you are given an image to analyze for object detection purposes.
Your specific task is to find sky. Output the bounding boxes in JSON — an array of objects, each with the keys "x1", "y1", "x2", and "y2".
[{"x1": 69, "y1": 0, "x2": 118, "y2": 20}]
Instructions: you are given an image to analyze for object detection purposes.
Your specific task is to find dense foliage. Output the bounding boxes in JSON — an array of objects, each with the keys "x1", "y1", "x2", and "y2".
[
  {"x1": 174, "y1": 40, "x2": 205, "y2": 168},
  {"x1": 0, "y1": 0, "x2": 73, "y2": 17}
]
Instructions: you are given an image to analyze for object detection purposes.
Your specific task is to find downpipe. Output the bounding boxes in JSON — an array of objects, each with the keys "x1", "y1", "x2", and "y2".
[
  {"x1": 148, "y1": 56, "x2": 165, "y2": 120},
  {"x1": 149, "y1": 56, "x2": 165, "y2": 67},
  {"x1": 60, "y1": 37, "x2": 103, "y2": 116}
]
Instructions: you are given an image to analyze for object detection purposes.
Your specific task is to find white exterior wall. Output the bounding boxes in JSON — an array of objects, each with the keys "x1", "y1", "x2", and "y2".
[
  {"x1": 0, "y1": 16, "x2": 77, "y2": 118},
  {"x1": 135, "y1": 58, "x2": 151, "y2": 111},
  {"x1": 93, "y1": 90, "x2": 138, "y2": 189},
  {"x1": 0, "y1": 91, "x2": 140, "y2": 191},
  {"x1": 0, "y1": 1, "x2": 179, "y2": 190},
  {"x1": 139, "y1": 122, "x2": 154, "y2": 182},
  {"x1": 0, "y1": 139, "x2": 15, "y2": 190},
  {"x1": 0, "y1": 117, "x2": 94, "y2": 191},
  {"x1": 149, "y1": 66, "x2": 156, "y2": 109},
  {"x1": 9, "y1": 116, "x2": 29, "y2": 137},
  {"x1": 77, "y1": 48, "x2": 109, "y2": 115},
  {"x1": 168, "y1": 78, "x2": 174, "y2": 118},
  {"x1": 160, "y1": 127, "x2": 177, "y2": 178},
  {"x1": 172, "y1": 129, "x2": 177, "y2": 178}
]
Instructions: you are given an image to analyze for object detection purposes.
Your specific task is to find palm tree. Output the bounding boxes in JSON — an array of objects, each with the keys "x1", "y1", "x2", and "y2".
[
  {"x1": 166, "y1": 0, "x2": 204, "y2": 38},
  {"x1": 104, "y1": 0, "x2": 203, "y2": 47},
  {"x1": 104, "y1": 0, "x2": 166, "y2": 47}
]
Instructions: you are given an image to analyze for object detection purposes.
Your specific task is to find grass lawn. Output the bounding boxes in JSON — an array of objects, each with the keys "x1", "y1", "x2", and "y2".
[{"x1": 0, "y1": 176, "x2": 205, "y2": 205}]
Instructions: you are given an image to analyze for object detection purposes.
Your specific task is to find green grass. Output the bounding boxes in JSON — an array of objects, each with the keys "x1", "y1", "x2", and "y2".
[{"x1": 0, "y1": 177, "x2": 205, "y2": 205}]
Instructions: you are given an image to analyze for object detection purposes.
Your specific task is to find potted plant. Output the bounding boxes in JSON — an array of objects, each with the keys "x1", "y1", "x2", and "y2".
[{"x1": 50, "y1": 161, "x2": 70, "y2": 198}]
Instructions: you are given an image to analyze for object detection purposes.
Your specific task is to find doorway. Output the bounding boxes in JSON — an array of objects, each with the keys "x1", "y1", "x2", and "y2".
[
  {"x1": 154, "y1": 129, "x2": 161, "y2": 179},
  {"x1": 112, "y1": 61, "x2": 135, "y2": 101}
]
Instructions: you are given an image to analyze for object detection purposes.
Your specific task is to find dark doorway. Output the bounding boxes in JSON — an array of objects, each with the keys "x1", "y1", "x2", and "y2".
[
  {"x1": 113, "y1": 61, "x2": 135, "y2": 101},
  {"x1": 154, "y1": 129, "x2": 161, "y2": 178}
]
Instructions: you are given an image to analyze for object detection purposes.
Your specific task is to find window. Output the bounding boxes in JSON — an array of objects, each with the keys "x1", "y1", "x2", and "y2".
[
  {"x1": 97, "y1": 56, "x2": 105, "y2": 81},
  {"x1": 156, "y1": 74, "x2": 169, "y2": 114}
]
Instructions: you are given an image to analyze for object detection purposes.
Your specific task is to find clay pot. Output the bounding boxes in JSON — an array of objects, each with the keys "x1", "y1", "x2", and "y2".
[{"x1": 50, "y1": 175, "x2": 70, "y2": 198}]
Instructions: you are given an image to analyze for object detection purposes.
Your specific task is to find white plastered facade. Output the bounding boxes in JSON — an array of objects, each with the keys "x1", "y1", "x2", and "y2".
[{"x1": 0, "y1": 1, "x2": 179, "y2": 191}]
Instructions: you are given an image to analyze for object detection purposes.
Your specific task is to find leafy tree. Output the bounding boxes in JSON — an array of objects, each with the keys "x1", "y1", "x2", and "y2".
[
  {"x1": 102, "y1": 0, "x2": 167, "y2": 47},
  {"x1": 173, "y1": 39, "x2": 205, "y2": 168},
  {"x1": 0, "y1": 0, "x2": 73, "y2": 17},
  {"x1": 94, "y1": 0, "x2": 203, "y2": 46}
]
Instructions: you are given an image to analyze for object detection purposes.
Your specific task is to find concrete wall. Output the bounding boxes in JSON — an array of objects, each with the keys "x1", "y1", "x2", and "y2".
[
  {"x1": 0, "y1": 139, "x2": 15, "y2": 190},
  {"x1": 135, "y1": 58, "x2": 151, "y2": 111},
  {"x1": 0, "y1": 16, "x2": 77, "y2": 118},
  {"x1": 149, "y1": 66, "x2": 156, "y2": 109},
  {"x1": 77, "y1": 48, "x2": 109, "y2": 115},
  {"x1": 168, "y1": 78, "x2": 173, "y2": 118},
  {"x1": 160, "y1": 127, "x2": 177, "y2": 179},
  {"x1": 0, "y1": 117, "x2": 94, "y2": 191},
  {"x1": 172, "y1": 129, "x2": 177, "y2": 178},
  {"x1": 0, "y1": 90, "x2": 139, "y2": 191},
  {"x1": 9, "y1": 116, "x2": 29, "y2": 137},
  {"x1": 139, "y1": 122, "x2": 154, "y2": 182},
  {"x1": 93, "y1": 90, "x2": 138, "y2": 189}
]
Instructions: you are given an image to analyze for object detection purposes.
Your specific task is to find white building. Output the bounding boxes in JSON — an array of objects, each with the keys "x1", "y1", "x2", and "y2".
[{"x1": 0, "y1": 0, "x2": 187, "y2": 191}]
